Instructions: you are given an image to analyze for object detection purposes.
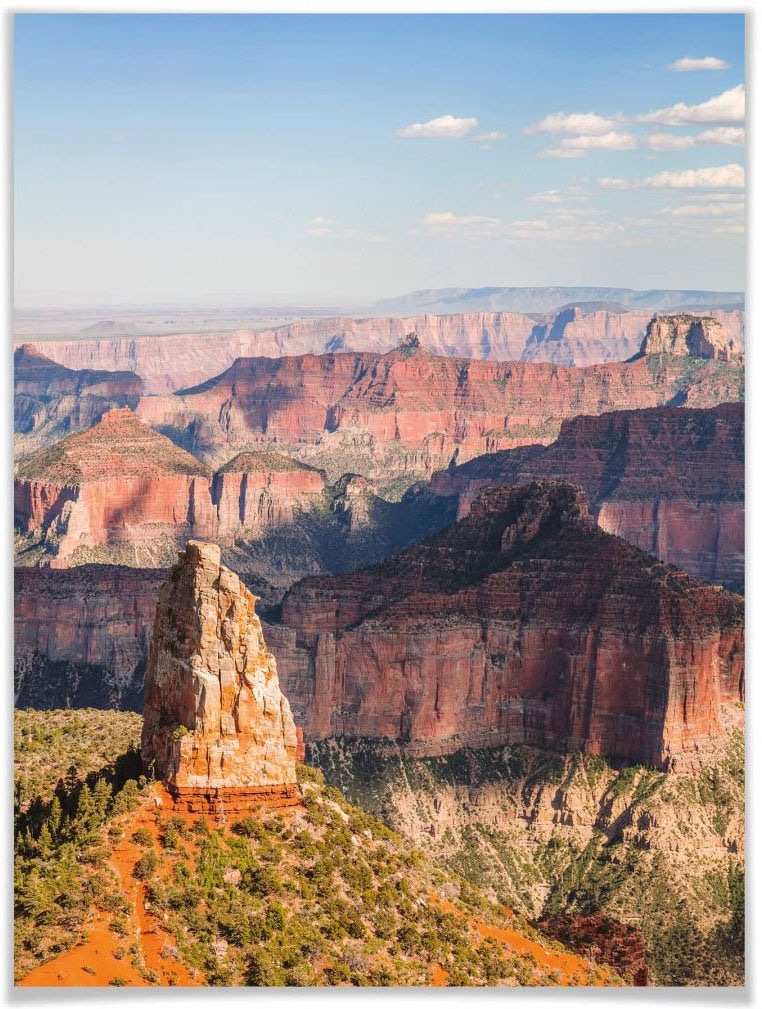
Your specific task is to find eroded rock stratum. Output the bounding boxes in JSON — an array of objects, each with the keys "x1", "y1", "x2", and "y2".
[{"x1": 140, "y1": 540, "x2": 303, "y2": 812}]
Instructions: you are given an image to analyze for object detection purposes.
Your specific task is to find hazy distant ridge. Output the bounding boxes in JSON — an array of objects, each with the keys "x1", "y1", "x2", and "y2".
[{"x1": 372, "y1": 287, "x2": 745, "y2": 316}]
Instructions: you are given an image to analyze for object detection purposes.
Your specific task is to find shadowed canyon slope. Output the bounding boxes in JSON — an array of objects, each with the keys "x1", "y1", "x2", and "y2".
[
  {"x1": 429, "y1": 403, "x2": 744, "y2": 592},
  {"x1": 14, "y1": 345, "x2": 143, "y2": 455},
  {"x1": 272, "y1": 482, "x2": 744, "y2": 770},
  {"x1": 136, "y1": 341, "x2": 744, "y2": 483},
  {"x1": 22, "y1": 306, "x2": 744, "y2": 392}
]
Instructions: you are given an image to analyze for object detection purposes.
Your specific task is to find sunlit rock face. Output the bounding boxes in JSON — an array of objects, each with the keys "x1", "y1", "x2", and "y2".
[{"x1": 141, "y1": 540, "x2": 303, "y2": 812}]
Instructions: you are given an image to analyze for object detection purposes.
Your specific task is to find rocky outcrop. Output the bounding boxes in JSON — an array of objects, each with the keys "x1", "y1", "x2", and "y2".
[
  {"x1": 537, "y1": 915, "x2": 648, "y2": 985},
  {"x1": 141, "y1": 541, "x2": 303, "y2": 812},
  {"x1": 428, "y1": 403, "x2": 744, "y2": 591},
  {"x1": 14, "y1": 345, "x2": 143, "y2": 456},
  {"x1": 274, "y1": 482, "x2": 744, "y2": 770},
  {"x1": 213, "y1": 453, "x2": 326, "y2": 532},
  {"x1": 22, "y1": 308, "x2": 745, "y2": 393},
  {"x1": 640, "y1": 314, "x2": 741, "y2": 361},
  {"x1": 135, "y1": 345, "x2": 744, "y2": 483}
]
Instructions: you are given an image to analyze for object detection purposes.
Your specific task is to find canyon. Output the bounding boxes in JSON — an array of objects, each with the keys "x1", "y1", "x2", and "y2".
[
  {"x1": 134, "y1": 339, "x2": 743, "y2": 483},
  {"x1": 21, "y1": 306, "x2": 744, "y2": 393}
]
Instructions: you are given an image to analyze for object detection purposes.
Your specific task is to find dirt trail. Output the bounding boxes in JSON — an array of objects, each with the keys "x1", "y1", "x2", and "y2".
[{"x1": 19, "y1": 784, "x2": 203, "y2": 987}]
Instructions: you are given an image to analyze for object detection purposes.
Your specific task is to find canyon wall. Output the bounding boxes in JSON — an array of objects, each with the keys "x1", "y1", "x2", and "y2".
[
  {"x1": 134, "y1": 345, "x2": 744, "y2": 480},
  {"x1": 14, "y1": 345, "x2": 143, "y2": 456},
  {"x1": 428, "y1": 403, "x2": 744, "y2": 591},
  {"x1": 22, "y1": 308, "x2": 745, "y2": 393},
  {"x1": 274, "y1": 483, "x2": 744, "y2": 770}
]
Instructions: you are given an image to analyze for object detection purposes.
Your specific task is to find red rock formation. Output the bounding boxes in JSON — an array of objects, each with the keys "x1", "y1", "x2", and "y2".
[
  {"x1": 274, "y1": 482, "x2": 744, "y2": 770},
  {"x1": 641, "y1": 314, "x2": 741, "y2": 361},
  {"x1": 537, "y1": 914, "x2": 648, "y2": 985},
  {"x1": 14, "y1": 409, "x2": 215, "y2": 565},
  {"x1": 14, "y1": 345, "x2": 143, "y2": 455},
  {"x1": 21, "y1": 308, "x2": 745, "y2": 392},
  {"x1": 135, "y1": 345, "x2": 744, "y2": 480},
  {"x1": 14, "y1": 412, "x2": 334, "y2": 566},
  {"x1": 213, "y1": 452, "x2": 326, "y2": 532},
  {"x1": 14, "y1": 564, "x2": 165, "y2": 709},
  {"x1": 427, "y1": 403, "x2": 744, "y2": 591},
  {"x1": 141, "y1": 541, "x2": 303, "y2": 813}
]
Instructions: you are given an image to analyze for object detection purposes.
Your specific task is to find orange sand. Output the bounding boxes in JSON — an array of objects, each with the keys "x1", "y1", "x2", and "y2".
[{"x1": 429, "y1": 896, "x2": 617, "y2": 987}]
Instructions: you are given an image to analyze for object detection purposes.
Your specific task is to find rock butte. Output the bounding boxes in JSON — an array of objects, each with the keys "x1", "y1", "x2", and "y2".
[
  {"x1": 641, "y1": 314, "x2": 742, "y2": 361},
  {"x1": 272, "y1": 481, "x2": 744, "y2": 771},
  {"x1": 14, "y1": 409, "x2": 330, "y2": 566},
  {"x1": 21, "y1": 307, "x2": 745, "y2": 393},
  {"x1": 140, "y1": 540, "x2": 304, "y2": 813}
]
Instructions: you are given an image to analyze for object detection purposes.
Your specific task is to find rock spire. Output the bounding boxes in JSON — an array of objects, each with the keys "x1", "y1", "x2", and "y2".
[{"x1": 141, "y1": 540, "x2": 302, "y2": 812}]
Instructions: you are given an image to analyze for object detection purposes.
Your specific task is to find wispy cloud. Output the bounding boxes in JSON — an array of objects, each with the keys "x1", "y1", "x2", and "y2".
[
  {"x1": 397, "y1": 114, "x2": 479, "y2": 139},
  {"x1": 635, "y1": 84, "x2": 744, "y2": 126},
  {"x1": 527, "y1": 186, "x2": 588, "y2": 204},
  {"x1": 660, "y1": 201, "x2": 744, "y2": 217},
  {"x1": 647, "y1": 126, "x2": 744, "y2": 150},
  {"x1": 541, "y1": 131, "x2": 637, "y2": 158},
  {"x1": 414, "y1": 211, "x2": 503, "y2": 240},
  {"x1": 512, "y1": 215, "x2": 622, "y2": 243},
  {"x1": 669, "y1": 56, "x2": 729, "y2": 72},
  {"x1": 307, "y1": 216, "x2": 336, "y2": 237},
  {"x1": 470, "y1": 131, "x2": 506, "y2": 149},
  {"x1": 525, "y1": 111, "x2": 621, "y2": 136},
  {"x1": 599, "y1": 163, "x2": 745, "y2": 190}
]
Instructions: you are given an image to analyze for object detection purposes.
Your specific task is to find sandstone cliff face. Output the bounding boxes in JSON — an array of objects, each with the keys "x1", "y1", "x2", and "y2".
[
  {"x1": 22, "y1": 308, "x2": 745, "y2": 392},
  {"x1": 141, "y1": 541, "x2": 302, "y2": 811},
  {"x1": 641, "y1": 314, "x2": 741, "y2": 361},
  {"x1": 14, "y1": 409, "x2": 215, "y2": 566},
  {"x1": 14, "y1": 565, "x2": 165, "y2": 710},
  {"x1": 14, "y1": 345, "x2": 143, "y2": 456},
  {"x1": 135, "y1": 346, "x2": 744, "y2": 484},
  {"x1": 14, "y1": 412, "x2": 332, "y2": 567},
  {"x1": 428, "y1": 403, "x2": 744, "y2": 592},
  {"x1": 275, "y1": 482, "x2": 744, "y2": 770}
]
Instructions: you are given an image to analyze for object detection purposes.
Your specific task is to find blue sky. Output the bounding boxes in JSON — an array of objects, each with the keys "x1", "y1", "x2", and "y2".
[{"x1": 14, "y1": 13, "x2": 746, "y2": 306}]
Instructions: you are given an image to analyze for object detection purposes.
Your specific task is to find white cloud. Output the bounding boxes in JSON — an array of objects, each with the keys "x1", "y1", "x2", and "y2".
[
  {"x1": 661, "y1": 202, "x2": 744, "y2": 217},
  {"x1": 599, "y1": 163, "x2": 745, "y2": 190},
  {"x1": 397, "y1": 114, "x2": 479, "y2": 139},
  {"x1": 471, "y1": 131, "x2": 505, "y2": 143},
  {"x1": 647, "y1": 127, "x2": 745, "y2": 151},
  {"x1": 525, "y1": 111, "x2": 622, "y2": 136},
  {"x1": 647, "y1": 133, "x2": 696, "y2": 151},
  {"x1": 541, "y1": 131, "x2": 637, "y2": 158},
  {"x1": 415, "y1": 211, "x2": 503, "y2": 240},
  {"x1": 669, "y1": 56, "x2": 729, "y2": 72},
  {"x1": 527, "y1": 186, "x2": 588, "y2": 205},
  {"x1": 697, "y1": 126, "x2": 745, "y2": 145},
  {"x1": 512, "y1": 215, "x2": 621, "y2": 243},
  {"x1": 635, "y1": 84, "x2": 744, "y2": 126},
  {"x1": 307, "y1": 216, "x2": 336, "y2": 237}
]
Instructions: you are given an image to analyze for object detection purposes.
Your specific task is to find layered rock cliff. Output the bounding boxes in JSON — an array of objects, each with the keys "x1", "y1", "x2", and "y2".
[
  {"x1": 141, "y1": 541, "x2": 302, "y2": 811},
  {"x1": 14, "y1": 411, "x2": 334, "y2": 568},
  {"x1": 14, "y1": 345, "x2": 143, "y2": 456},
  {"x1": 135, "y1": 345, "x2": 744, "y2": 484},
  {"x1": 274, "y1": 481, "x2": 744, "y2": 770},
  {"x1": 14, "y1": 409, "x2": 215, "y2": 567},
  {"x1": 14, "y1": 564, "x2": 166, "y2": 710},
  {"x1": 22, "y1": 308, "x2": 744, "y2": 393},
  {"x1": 641, "y1": 315, "x2": 742, "y2": 361},
  {"x1": 428, "y1": 403, "x2": 744, "y2": 591}
]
